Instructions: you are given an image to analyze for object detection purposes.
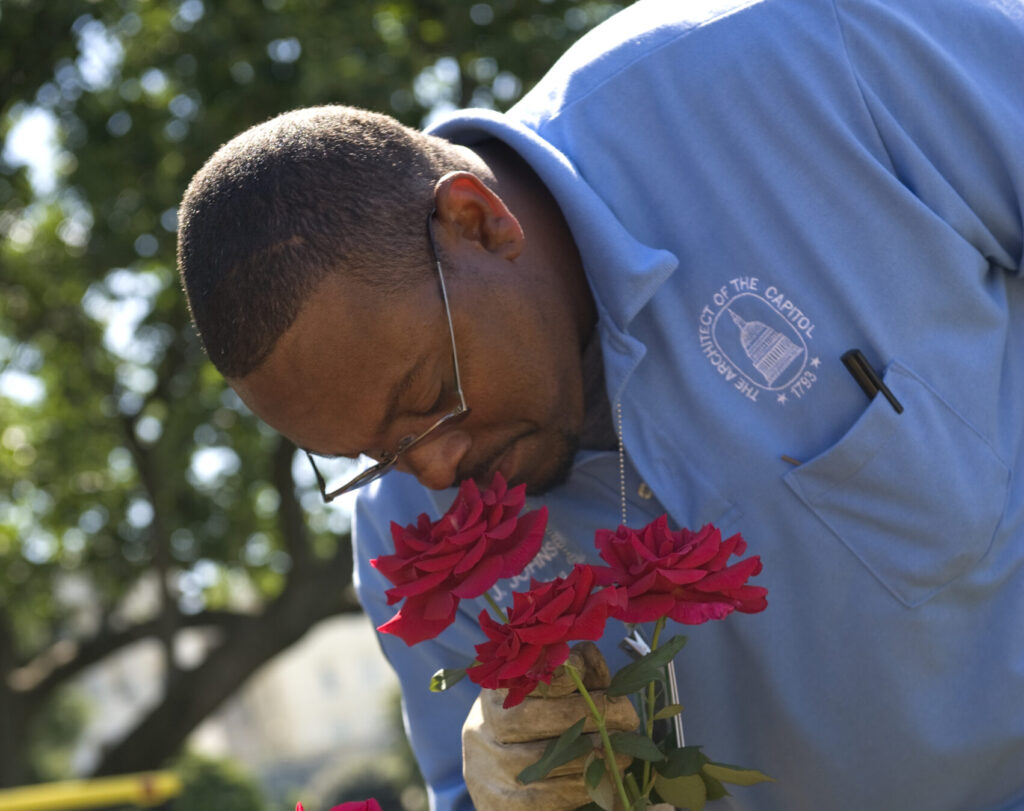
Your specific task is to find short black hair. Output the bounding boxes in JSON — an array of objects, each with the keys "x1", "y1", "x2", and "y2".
[{"x1": 177, "y1": 105, "x2": 468, "y2": 378}]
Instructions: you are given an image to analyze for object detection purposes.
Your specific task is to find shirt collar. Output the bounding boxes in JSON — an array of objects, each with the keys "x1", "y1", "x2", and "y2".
[{"x1": 427, "y1": 109, "x2": 678, "y2": 338}]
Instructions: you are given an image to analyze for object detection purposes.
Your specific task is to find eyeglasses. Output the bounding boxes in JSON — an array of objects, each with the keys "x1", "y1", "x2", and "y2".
[{"x1": 305, "y1": 210, "x2": 470, "y2": 503}]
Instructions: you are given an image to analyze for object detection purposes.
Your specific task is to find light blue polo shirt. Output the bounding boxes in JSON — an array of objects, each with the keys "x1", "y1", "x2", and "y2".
[{"x1": 354, "y1": 0, "x2": 1024, "y2": 808}]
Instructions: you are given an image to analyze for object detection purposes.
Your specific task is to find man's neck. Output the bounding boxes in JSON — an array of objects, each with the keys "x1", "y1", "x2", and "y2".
[
  {"x1": 471, "y1": 138, "x2": 597, "y2": 349},
  {"x1": 579, "y1": 327, "x2": 617, "y2": 450}
]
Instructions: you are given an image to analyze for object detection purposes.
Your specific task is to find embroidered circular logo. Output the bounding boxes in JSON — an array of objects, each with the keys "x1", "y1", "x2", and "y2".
[{"x1": 698, "y1": 278, "x2": 819, "y2": 405}]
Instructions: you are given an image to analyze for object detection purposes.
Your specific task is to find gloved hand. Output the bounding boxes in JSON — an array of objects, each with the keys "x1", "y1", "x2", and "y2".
[{"x1": 462, "y1": 642, "x2": 640, "y2": 811}]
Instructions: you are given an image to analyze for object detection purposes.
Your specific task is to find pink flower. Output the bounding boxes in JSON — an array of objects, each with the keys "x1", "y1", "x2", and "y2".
[
  {"x1": 295, "y1": 800, "x2": 382, "y2": 811},
  {"x1": 371, "y1": 473, "x2": 547, "y2": 646},
  {"x1": 467, "y1": 564, "x2": 625, "y2": 708},
  {"x1": 593, "y1": 516, "x2": 767, "y2": 625}
]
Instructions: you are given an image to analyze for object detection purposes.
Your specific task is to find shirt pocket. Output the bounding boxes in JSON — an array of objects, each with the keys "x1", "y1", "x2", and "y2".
[{"x1": 783, "y1": 359, "x2": 1009, "y2": 607}]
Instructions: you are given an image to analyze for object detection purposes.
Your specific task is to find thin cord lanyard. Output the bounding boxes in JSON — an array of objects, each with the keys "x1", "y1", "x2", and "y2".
[{"x1": 616, "y1": 400, "x2": 627, "y2": 527}]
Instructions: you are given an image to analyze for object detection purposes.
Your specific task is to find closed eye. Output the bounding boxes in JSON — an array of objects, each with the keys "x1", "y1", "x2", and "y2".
[{"x1": 411, "y1": 383, "x2": 446, "y2": 418}]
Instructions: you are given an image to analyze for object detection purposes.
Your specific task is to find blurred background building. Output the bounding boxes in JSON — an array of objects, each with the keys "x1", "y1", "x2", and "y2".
[{"x1": 64, "y1": 613, "x2": 406, "y2": 807}]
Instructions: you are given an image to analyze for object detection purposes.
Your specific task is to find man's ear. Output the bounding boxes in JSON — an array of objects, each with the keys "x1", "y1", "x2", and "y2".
[{"x1": 433, "y1": 171, "x2": 524, "y2": 260}]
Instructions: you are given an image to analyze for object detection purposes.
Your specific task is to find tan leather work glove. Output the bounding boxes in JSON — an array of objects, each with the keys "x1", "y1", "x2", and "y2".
[{"x1": 462, "y1": 642, "x2": 641, "y2": 811}]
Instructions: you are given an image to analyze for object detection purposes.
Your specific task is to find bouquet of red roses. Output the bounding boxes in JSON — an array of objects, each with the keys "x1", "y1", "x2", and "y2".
[{"x1": 369, "y1": 473, "x2": 772, "y2": 811}]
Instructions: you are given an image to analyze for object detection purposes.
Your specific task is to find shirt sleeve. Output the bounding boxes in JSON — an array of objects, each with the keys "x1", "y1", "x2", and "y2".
[
  {"x1": 832, "y1": 0, "x2": 1024, "y2": 274},
  {"x1": 351, "y1": 478, "x2": 478, "y2": 811}
]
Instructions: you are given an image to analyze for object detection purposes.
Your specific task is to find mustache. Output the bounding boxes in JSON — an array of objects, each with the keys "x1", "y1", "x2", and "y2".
[
  {"x1": 525, "y1": 429, "x2": 579, "y2": 496},
  {"x1": 458, "y1": 429, "x2": 536, "y2": 485},
  {"x1": 456, "y1": 427, "x2": 580, "y2": 495}
]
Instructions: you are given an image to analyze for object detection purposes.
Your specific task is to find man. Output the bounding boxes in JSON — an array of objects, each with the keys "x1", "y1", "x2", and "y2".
[{"x1": 177, "y1": 0, "x2": 1024, "y2": 808}]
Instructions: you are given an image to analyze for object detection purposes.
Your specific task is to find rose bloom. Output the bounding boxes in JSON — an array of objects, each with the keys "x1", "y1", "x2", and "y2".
[
  {"x1": 593, "y1": 516, "x2": 767, "y2": 625},
  {"x1": 467, "y1": 564, "x2": 624, "y2": 708},
  {"x1": 371, "y1": 473, "x2": 547, "y2": 646},
  {"x1": 296, "y1": 801, "x2": 382, "y2": 811}
]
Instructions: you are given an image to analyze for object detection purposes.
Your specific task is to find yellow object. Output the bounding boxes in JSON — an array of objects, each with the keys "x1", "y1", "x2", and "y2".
[{"x1": 0, "y1": 771, "x2": 182, "y2": 811}]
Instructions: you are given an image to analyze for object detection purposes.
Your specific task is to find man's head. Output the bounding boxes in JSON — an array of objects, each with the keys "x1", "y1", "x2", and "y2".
[
  {"x1": 178, "y1": 105, "x2": 595, "y2": 495},
  {"x1": 178, "y1": 105, "x2": 466, "y2": 378}
]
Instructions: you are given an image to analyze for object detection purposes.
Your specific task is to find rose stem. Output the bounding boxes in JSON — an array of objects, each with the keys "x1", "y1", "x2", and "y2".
[
  {"x1": 566, "y1": 663, "x2": 632, "y2": 811},
  {"x1": 642, "y1": 616, "x2": 667, "y2": 793},
  {"x1": 483, "y1": 591, "x2": 508, "y2": 623}
]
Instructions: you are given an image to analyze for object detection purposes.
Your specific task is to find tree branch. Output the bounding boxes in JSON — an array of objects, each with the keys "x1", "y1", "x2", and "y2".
[
  {"x1": 119, "y1": 411, "x2": 182, "y2": 683},
  {"x1": 8, "y1": 610, "x2": 245, "y2": 700},
  {"x1": 272, "y1": 435, "x2": 314, "y2": 571},
  {"x1": 92, "y1": 539, "x2": 361, "y2": 776}
]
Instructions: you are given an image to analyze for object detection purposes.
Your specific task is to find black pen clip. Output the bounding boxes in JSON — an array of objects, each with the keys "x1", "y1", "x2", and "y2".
[{"x1": 841, "y1": 349, "x2": 903, "y2": 414}]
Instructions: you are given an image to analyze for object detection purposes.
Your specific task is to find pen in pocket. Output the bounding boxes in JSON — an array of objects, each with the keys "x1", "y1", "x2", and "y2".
[{"x1": 841, "y1": 349, "x2": 903, "y2": 414}]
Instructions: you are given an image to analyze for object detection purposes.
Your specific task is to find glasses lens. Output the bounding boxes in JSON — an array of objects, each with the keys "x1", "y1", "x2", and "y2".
[
  {"x1": 333, "y1": 460, "x2": 391, "y2": 496},
  {"x1": 306, "y1": 454, "x2": 381, "y2": 499}
]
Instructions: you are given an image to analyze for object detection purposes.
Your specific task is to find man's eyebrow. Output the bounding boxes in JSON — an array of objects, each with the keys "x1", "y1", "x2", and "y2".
[{"x1": 373, "y1": 353, "x2": 429, "y2": 439}]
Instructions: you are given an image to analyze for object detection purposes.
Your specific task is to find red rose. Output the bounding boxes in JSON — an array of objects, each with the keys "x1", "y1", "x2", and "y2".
[
  {"x1": 331, "y1": 802, "x2": 383, "y2": 811},
  {"x1": 296, "y1": 801, "x2": 383, "y2": 811},
  {"x1": 371, "y1": 473, "x2": 547, "y2": 646},
  {"x1": 593, "y1": 516, "x2": 767, "y2": 625},
  {"x1": 466, "y1": 564, "x2": 625, "y2": 708}
]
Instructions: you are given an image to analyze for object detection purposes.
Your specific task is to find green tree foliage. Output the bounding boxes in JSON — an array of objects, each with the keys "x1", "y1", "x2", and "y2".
[
  {"x1": 0, "y1": 0, "x2": 630, "y2": 789},
  {"x1": 170, "y1": 753, "x2": 269, "y2": 811}
]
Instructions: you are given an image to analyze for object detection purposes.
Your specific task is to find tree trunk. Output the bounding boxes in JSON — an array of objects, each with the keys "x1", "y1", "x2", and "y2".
[
  {"x1": 0, "y1": 611, "x2": 34, "y2": 787},
  {"x1": 0, "y1": 685, "x2": 34, "y2": 787},
  {"x1": 91, "y1": 540, "x2": 360, "y2": 776}
]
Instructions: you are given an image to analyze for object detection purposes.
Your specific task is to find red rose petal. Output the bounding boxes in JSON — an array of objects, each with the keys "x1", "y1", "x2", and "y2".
[
  {"x1": 383, "y1": 568, "x2": 448, "y2": 599},
  {"x1": 450, "y1": 556, "x2": 504, "y2": 599},
  {"x1": 374, "y1": 473, "x2": 550, "y2": 646},
  {"x1": 693, "y1": 556, "x2": 763, "y2": 591}
]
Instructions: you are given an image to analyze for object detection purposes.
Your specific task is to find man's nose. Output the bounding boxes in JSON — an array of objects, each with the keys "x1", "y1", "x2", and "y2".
[{"x1": 396, "y1": 429, "x2": 472, "y2": 490}]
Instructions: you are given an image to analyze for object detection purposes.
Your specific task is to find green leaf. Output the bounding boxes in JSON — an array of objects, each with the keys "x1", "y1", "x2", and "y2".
[
  {"x1": 655, "y1": 745, "x2": 707, "y2": 779},
  {"x1": 585, "y1": 753, "x2": 605, "y2": 789},
  {"x1": 702, "y1": 763, "x2": 776, "y2": 786},
  {"x1": 654, "y1": 772, "x2": 707, "y2": 810},
  {"x1": 517, "y1": 719, "x2": 590, "y2": 784},
  {"x1": 701, "y1": 773, "x2": 730, "y2": 801},
  {"x1": 608, "y1": 635, "x2": 688, "y2": 697},
  {"x1": 653, "y1": 703, "x2": 684, "y2": 721},
  {"x1": 429, "y1": 667, "x2": 467, "y2": 692},
  {"x1": 586, "y1": 764, "x2": 617, "y2": 811},
  {"x1": 609, "y1": 731, "x2": 666, "y2": 762}
]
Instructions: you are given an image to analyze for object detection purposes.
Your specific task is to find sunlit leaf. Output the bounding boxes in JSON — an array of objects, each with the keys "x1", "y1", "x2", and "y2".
[
  {"x1": 654, "y1": 772, "x2": 707, "y2": 811},
  {"x1": 702, "y1": 763, "x2": 776, "y2": 787},
  {"x1": 653, "y1": 703, "x2": 684, "y2": 721},
  {"x1": 429, "y1": 667, "x2": 467, "y2": 692},
  {"x1": 701, "y1": 772, "x2": 730, "y2": 801}
]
